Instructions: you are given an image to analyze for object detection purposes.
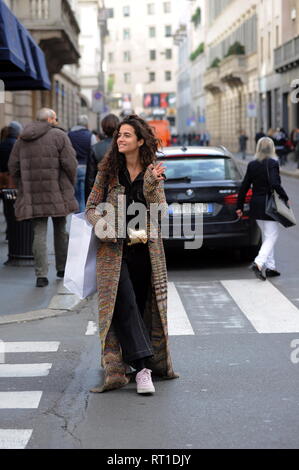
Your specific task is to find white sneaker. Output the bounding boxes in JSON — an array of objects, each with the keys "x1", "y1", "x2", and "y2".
[{"x1": 136, "y1": 368, "x2": 155, "y2": 394}]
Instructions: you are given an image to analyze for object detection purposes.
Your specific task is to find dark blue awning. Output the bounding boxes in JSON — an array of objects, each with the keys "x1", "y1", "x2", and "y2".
[
  {"x1": 0, "y1": 0, "x2": 26, "y2": 72},
  {"x1": 0, "y1": 0, "x2": 51, "y2": 90}
]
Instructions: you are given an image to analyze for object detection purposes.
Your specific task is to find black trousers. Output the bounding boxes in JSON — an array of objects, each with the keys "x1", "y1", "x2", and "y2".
[{"x1": 112, "y1": 242, "x2": 154, "y2": 366}]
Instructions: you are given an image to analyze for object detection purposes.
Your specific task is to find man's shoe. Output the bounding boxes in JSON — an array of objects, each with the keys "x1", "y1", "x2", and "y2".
[
  {"x1": 250, "y1": 263, "x2": 266, "y2": 281},
  {"x1": 36, "y1": 277, "x2": 49, "y2": 287},
  {"x1": 136, "y1": 368, "x2": 155, "y2": 394},
  {"x1": 56, "y1": 271, "x2": 65, "y2": 278},
  {"x1": 265, "y1": 269, "x2": 281, "y2": 277}
]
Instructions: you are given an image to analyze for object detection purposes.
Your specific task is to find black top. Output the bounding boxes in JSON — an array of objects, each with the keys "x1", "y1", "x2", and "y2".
[
  {"x1": 237, "y1": 158, "x2": 289, "y2": 221},
  {"x1": 0, "y1": 136, "x2": 17, "y2": 172},
  {"x1": 119, "y1": 164, "x2": 147, "y2": 235},
  {"x1": 84, "y1": 137, "x2": 113, "y2": 202}
]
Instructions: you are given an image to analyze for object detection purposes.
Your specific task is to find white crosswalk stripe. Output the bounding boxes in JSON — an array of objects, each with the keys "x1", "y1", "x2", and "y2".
[
  {"x1": 167, "y1": 282, "x2": 195, "y2": 335},
  {"x1": 0, "y1": 391, "x2": 43, "y2": 409},
  {"x1": 0, "y1": 341, "x2": 60, "y2": 449},
  {"x1": 0, "y1": 430, "x2": 33, "y2": 450},
  {"x1": 0, "y1": 363, "x2": 52, "y2": 377},
  {"x1": 3, "y1": 342, "x2": 60, "y2": 353},
  {"x1": 84, "y1": 279, "x2": 299, "y2": 336},
  {"x1": 221, "y1": 279, "x2": 299, "y2": 333}
]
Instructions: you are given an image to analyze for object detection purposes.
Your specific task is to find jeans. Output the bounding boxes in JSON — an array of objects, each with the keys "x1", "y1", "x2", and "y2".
[
  {"x1": 32, "y1": 217, "x2": 69, "y2": 277},
  {"x1": 112, "y1": 243, "x2": 154, "y2": 366},
  {"x1": 75, "y1": 165, "x2": 86, "y2": 213},
  {"x1": 255, "y1": 220, "x2": 280, "y2": 270}
]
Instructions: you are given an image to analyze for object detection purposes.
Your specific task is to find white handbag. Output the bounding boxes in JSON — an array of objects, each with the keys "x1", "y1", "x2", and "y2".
[{"x1": 64, "y1": 213, "x2": 98, "y2": 299}]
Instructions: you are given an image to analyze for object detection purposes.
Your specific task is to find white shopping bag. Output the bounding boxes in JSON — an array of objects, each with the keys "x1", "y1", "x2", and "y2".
[{"x1": 64, "y1": 213, "x2": 98, "y2": 299}]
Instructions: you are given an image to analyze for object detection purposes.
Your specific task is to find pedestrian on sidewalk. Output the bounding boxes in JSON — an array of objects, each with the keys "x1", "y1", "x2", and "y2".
[
  {"x1": 84, "y1": 113, "x2": 119, "y2": 202},
  {"x1": 236, "y1": 137, "x2": 290, "y2": 280},
  {"x1": 68, "y1": 115, "x2": 97, "y2": 213},
  {"x1": 273, "y1": 128, "x2": 288, "y2": 166},
  {"x1": 0, "y1": 121, "x2": 23, "y2": 239},
  {"x1": 8, "y1": 108, "x2": 78, "y2": 287},
  {"x1": 255, "y1": 128, "x2": 265, "y2": 145},
  {"x1": 239, "y1": 130, "x2": 248, "y2": 160},
  {"x1": 202, "y1": 130, "x2": 210, "y2": 146},
  {"x1": 86, "y1": 114, "x2": 178, "y2": 394}
]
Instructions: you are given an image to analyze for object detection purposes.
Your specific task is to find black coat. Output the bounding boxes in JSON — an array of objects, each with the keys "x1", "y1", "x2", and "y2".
[
  {"x1": 0, "y1": 136, "x2": 17, "y2": 172},
  {"x1": 237, "y1": 158, "x2": 289, "y2": 220},
  {"x1": 84, "y1": 137, "x2": 113, "y2": 202}
]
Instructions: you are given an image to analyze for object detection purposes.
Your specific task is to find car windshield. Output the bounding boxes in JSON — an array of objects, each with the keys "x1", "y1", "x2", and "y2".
[{"x1": 160, "y1": 157, "x2": 242, "y2": 181}]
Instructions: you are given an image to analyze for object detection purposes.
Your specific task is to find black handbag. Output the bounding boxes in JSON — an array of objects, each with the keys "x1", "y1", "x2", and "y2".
[{"x1": 265, "y1": 160, "x2": 296, "y2": 228}]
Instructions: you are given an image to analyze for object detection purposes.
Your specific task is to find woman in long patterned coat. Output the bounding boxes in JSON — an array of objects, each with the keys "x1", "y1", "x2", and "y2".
[{"x1": 85, "y1": 114, "x2": 178, "y2": 393}]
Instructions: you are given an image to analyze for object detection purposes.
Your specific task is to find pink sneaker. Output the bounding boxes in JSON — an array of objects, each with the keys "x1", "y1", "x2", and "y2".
[{"x1": 136, "y1": 368, "x2": 155, "y2": 394}]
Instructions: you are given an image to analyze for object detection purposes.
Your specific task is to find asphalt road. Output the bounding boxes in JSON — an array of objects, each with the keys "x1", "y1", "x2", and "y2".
[{"x1": 0, "y1": 175, "x2": 298, "y2": 450}]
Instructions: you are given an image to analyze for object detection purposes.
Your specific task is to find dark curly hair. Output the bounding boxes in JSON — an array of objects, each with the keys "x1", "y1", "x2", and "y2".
[{"x1": 99, "y1": 114, "x2": 161, "y2": 185}]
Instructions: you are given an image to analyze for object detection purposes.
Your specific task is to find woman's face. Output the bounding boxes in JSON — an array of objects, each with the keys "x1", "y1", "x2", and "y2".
[{"x1": 117, "y1": 124, "x2": 143, "y2": 154}]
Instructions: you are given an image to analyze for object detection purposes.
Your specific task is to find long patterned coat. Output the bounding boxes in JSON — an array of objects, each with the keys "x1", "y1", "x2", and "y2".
[{"x1": 85, "y1": 164, "x2": 179, "y2": 392}]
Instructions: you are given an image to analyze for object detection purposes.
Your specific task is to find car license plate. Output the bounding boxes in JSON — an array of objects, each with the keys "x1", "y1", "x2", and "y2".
[{"x1": 168, "y1": 203, "x2": 213, "y2": 215}]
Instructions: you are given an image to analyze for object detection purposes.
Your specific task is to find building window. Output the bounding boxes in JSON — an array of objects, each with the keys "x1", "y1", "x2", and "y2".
[
  {"x1": 165, "y1": 25, "x2": 172, "y2": 37},
  {"x1": 147, "y1": 3, "x2": 155, "y2": 15},
  {"x1": 163, "y1": 2, "x2": 171, "y2": 13},
  {"x1": 124, "y1": 51, "x2": 131, "y2": 62},
  {"x1": 149, "y1": 72, "x2": 156, "y2": 82},
  {"x1": 149, "y1": 50, "x2": 156, "y2": 60},
  {"x1": 123, "y1": 5, "x2": 130, "y2": 17},
  {"x1": 123, "y1": 28, "x2": 130, "y2": 40},
  {"x1": 165, "y1": 71, "x2": 172, "y2": 81},
  {"x1": 165, "y1": 48, "x2": 172, "y2": 59},
  {"x1": 108, "y1": 52, "x2": 114, "y2": 63},
  {"x1": 149, "y1": 26, "x2": 156, "y2": 38},
  {"x1": 124, "y1": 73, "x2": 131, "y2": 84},
  {"x1": 107, "y1": 8, "x2": 114, "y2": 18}
]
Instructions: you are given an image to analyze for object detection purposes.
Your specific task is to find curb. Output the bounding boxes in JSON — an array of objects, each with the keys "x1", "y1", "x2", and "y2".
[{"x1": 0, "y1": 283, "x2": 92, "y2": 326}]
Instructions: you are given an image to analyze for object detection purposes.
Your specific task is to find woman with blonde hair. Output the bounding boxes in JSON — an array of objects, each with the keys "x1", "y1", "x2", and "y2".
[{"x1": 236, "y1": 137, "x2": 290, "y2": 280}]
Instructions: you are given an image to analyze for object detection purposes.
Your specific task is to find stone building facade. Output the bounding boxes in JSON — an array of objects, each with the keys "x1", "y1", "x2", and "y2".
[
  {"x1": 176, "y1": 0, "x2": 207, "y2": 136},
  {"x1": 104, "y1": 0, "x2": 186, "y2": 128},
  {"x1": 260, "y1": 0, "x2": 299, "y2": 136},
  {"x1": 203, "y1": 0, "x2": 259, "y2": 153}
]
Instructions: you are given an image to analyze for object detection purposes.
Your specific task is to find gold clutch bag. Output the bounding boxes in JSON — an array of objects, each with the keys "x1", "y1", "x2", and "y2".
[{"x1": 127, "y1": 228, "x2": 148, "y2": 246}]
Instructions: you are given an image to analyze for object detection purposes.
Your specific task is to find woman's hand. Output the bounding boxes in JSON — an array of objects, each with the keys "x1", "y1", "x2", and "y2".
[
  {"x1": 149, "y1": 162, "x2": 166, "y2": 181},
  {"x1": 236, "y1": 209, "x2": 243, "y2": 218}
]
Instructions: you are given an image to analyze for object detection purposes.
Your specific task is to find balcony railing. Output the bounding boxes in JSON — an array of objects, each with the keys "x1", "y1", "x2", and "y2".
[
  {"x1": 274, "y1": 36, "x2": 299, "y2": 72},
  {"x1": 11, "y1": 0, "x2": 80, "y2": 72},
  {"x1": 30, "y1": 0, "x2": 49, "y2": 20},
  {"x1": 219, "y1": 54, "x2": 247, "y2": 86},
  {"x1": 203, "y1": 67, "x2": 222, "y2": 93}
]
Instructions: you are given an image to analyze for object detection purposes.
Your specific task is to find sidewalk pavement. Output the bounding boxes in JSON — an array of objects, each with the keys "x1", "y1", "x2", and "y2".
[
  {"x1": 0, "y1": 206, "x2": 88, "y2": 325},
  {"x1": 234, "y1": 151, "x2": 299, "y2": 179}
]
